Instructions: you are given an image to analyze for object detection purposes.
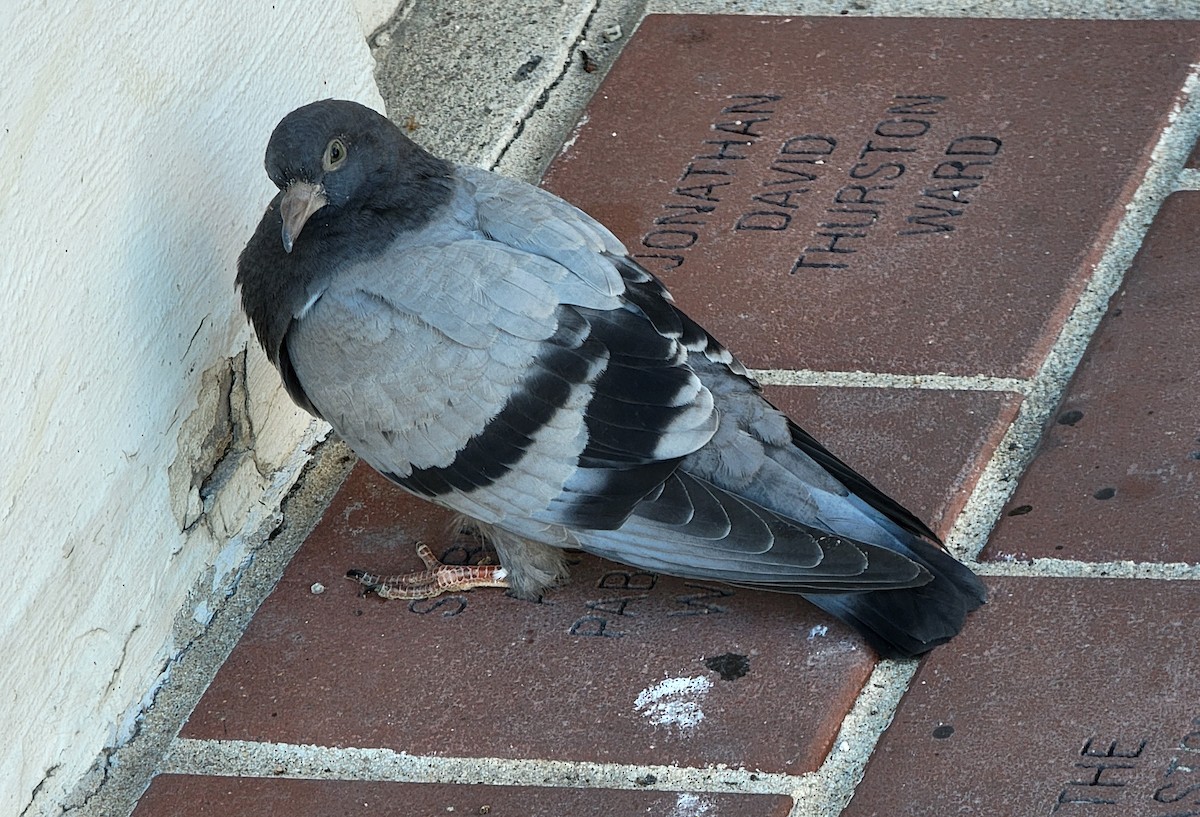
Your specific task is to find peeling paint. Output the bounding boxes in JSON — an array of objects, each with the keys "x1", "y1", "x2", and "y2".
[{"x1": 3, "y1": 1, "x2": 380, "y2": 811}]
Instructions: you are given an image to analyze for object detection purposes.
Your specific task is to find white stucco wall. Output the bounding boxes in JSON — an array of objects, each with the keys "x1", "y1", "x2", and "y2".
[
  {"x1": 0, "y1": 3, "x2": 385, "y2": 814},
  {"x1": 354, "y1": 0, "x2": 404, "y2": 34}
]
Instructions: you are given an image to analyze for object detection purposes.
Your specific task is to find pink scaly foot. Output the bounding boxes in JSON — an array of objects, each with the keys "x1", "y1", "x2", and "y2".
[{"x1": 346, "y1": 543, "x2": 509, "y2": 599}]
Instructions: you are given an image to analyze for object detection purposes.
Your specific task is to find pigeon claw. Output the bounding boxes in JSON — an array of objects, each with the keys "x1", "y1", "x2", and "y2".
[{"x1": 346, "y1": 543, "x2": 511, "y2": 600}]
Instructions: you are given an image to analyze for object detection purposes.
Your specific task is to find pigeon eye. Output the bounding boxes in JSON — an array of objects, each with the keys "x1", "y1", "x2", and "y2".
[{"x1": 323, "y1": 138, "x2": 347, "y2": 171}]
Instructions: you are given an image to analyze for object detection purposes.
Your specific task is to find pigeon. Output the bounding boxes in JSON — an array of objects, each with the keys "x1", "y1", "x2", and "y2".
[{"x1": 237, "y1": 99, "x2": 986, "y2": 658}]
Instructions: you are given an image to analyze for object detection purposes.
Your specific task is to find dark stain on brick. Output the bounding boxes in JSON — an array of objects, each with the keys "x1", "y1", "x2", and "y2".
[
  {"x1": 705, "y1": 652, "x2": 751, "y2": 681},
  {"x1": 1056, "y1": 409, "x2": 1084, "y2": 426}
]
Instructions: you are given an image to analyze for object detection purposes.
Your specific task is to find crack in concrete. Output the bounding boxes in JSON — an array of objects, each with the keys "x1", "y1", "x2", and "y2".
[
  {"x1": 485, "y1": 0, "x2": 606, "y2": 173},
  {"x1": 19, "y1": 764, "x2": 61, "y2": 817}
]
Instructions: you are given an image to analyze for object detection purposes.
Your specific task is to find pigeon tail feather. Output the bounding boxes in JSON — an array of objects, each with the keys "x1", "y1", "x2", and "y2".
[{"x1": 803, "y1": 536, "x2": 987, "y2": 658}]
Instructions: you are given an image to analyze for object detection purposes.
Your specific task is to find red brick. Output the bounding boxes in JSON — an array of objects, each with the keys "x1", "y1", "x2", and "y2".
[
  {"x1": 984, "y1": 193, "x2": 1200, "y2": 563},
  {"x1": 844, "y1": 576, "x2": 1200, "y2": 817},
  {"x1": 543, "y1": 16, "x2": 1200, "y2": 377},
  {"x1": 183, "y1": 388, "x2": 1010, "y2": 773}
]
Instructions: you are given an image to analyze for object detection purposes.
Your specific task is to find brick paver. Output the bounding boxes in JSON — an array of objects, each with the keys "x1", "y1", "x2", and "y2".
[
  {"x1": 181, "y1": 383, "x2": 1015, "y2": 773},
  {"x1": 843, "y1": 577, "x2": 1200, "y2": 817},
  {"x1": 983, "y1": 193, "x2": 1200, "y2": 564},
  {"x1": 183, "y1": 465, "x2": 879, "y2": 773},
  {"x1": 542, "y1": 16, "x2": 1198, "y2": 377}
]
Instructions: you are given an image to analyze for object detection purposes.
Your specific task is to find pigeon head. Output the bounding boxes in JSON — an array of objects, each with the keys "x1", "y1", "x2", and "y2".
[{"x1": 263, "y1": 99, "x2": 449, "y2": 253}]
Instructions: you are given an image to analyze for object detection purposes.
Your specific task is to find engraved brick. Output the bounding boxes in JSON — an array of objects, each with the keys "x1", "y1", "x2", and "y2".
[
  {"x1": 184, "y1": 464, "x2": 876, "y2": 773},
  {"x1": 844, "y1": 577, "x2": 1200, "y2": 817},
  {"x1": 983, "y1": 193, "x2": 1200, "y2": 563},
  {"x1": 542, "y1": 16, "x2": 1200, "y2": 377},
  {"x1": 182, "y1": 388, "x2": 1012, "y2": 774}
]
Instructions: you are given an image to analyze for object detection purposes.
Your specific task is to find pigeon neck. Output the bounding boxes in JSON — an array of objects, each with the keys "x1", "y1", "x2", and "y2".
[{"x1": 373, "y1": 153, "x2": 456, "y2": 234}]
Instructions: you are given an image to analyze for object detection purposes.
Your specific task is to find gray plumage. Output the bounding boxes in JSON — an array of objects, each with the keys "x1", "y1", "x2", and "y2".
[{"x1": 238, "y1": 100, "x2": 986, "y2": 657}]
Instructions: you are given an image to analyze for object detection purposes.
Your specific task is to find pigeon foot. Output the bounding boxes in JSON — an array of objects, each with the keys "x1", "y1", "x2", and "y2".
[{"x1": 347, "y1": 543, "x2": 510, "y2": 599}]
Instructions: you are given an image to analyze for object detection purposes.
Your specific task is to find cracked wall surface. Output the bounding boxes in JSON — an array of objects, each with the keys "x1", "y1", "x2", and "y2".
[{"x1": 0, "y1": 3, "x2": 382, "y2": 815}]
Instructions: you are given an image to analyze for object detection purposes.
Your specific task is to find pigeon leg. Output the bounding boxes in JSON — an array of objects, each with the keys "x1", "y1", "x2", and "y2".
[{"x1": 346, "y1": 543, "x2": 510, "y2": 599}]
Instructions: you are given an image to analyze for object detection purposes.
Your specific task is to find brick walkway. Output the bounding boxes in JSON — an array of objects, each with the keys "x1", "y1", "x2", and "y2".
[{"x1": 125, "y1": 13, "x2": 1200, "y2": 817}]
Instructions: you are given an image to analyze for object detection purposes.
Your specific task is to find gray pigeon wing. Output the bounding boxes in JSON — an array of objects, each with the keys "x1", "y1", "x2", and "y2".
[
  {"x1": 461, "y1": 165, "x2": 628, "y2": 298},
  {"x1": 552, "y1": 255, "x2": 944, "y2": 592},
  {"x1": 456, "y1": 171, "x2": 940, "y2": 590},
  {"x1": 604, "y1": 253, "x2": 941, "y2": 547},
  {"x1": 282, "y1": 237, "x2": 717, "y2": 531},
  {"x1": 580, "y1": 471, "x2": 932, "y2": 591}
]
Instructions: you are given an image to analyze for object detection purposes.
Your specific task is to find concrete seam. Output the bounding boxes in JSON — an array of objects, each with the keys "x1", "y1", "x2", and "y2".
[
  {"x1": 751, "y1": 369, "x2": 1030, "y2": 393},
  {"x1": 161, "y1": 737, "x2": 802, "y2": 796},
  {"x1": 973, "y1": 558, "x2": 1200, "y2": 580},
  {"x1": 1176, "y1": 166, "x2": 1200, "y2": 189},
  {"x1": 786, "y1": 660, "x2": 920, "y2": 817}
]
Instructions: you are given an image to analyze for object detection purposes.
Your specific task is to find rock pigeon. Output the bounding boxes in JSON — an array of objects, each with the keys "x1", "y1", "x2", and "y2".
[{"x1": 237, "y1": 99, "x2": 986, "y2": 657}]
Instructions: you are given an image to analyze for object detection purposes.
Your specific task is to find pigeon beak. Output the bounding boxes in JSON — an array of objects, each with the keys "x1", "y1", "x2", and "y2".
[{"x1": 279, "y1": 181, "x2": 328, "y2": 253}]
